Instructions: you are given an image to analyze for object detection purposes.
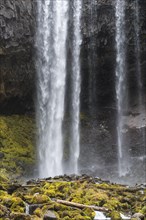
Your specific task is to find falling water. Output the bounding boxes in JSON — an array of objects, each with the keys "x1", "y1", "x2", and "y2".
[
  {"x1": 69, "y1": 0, "x2": 82, "y2": 174},
  {"x1": 88, "y1": 0, "x2": 98, "y2": 113},
  {"x1": 115, "y1": 0, "x2": 128, "y2": 176},
  {"x1": 36, "y1": 0, "x2": 69, "y2": 177},
  {"x1": 94, "y1": 211, "x2": 111, "y2": 220},
  {"x1": 134, "y1": 0, "x2": 146, "y2": 158}
]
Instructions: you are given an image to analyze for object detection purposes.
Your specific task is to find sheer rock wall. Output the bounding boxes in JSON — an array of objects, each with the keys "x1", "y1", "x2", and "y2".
[
  {"x1": 0, "y1": 0, "x2": 35, "y2": 113},
  {"x1": 0, "y1": 0, "x2": 146, "y2": 113}
]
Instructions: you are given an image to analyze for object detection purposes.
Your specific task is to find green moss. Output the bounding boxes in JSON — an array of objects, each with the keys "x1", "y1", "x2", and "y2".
[
  {"x1": 29, "y1": 187, "x2": 42, "y2": 195},
  {"x1": 1, "y1": 195, "x2": 13, "y2": 207},
  {"x1": 42, "y1": 203, "x2": 55, "y2": 212},
  {"x1": 11, "y1": 197, "x2": 25, "y2": 206},
  {"x1": 0, "y1": 115, "x2": 36, "y2": 178},
  {"x1": 32, "y1": 194, "x2": 50, "y2": 204},
  {"x1": 0, "y1": 194, "x2": 25, "y2": 215},
  {"x1": 104, "y1": 198, "x2": 122, "y2": 211},
  {"x1": 10, "y1": 212, "x2": 31, "y2": 220},
  {"x1": 42, "y1": 181, "x2": 72, "y2": 199},
  {"x1": 33, "y1": 207, "x2": 43, "y2": 217},
  {"x1": 10, "y1": 206, "x2": 25, "y2": 213},
  {"x1": 0, "y1": 191, "x2": 7, "y2": 197},
  {"x1": 0, "y1": 204, "x2": 7, "y2": 217},
  {"x1": 83, "y1": 208, "x2": 95, "y2": 219},
  {"x1": 140, "y1": 206, "x2": 146, "y2": 215},
  {"x1": 59, "y1": 209, "x2": 83, "y2": 219},
  {"x1": 30, "y1": 216, "x2": 40, "y2": 220},
  {"x1": 62, "y1": 216, "x2": 70, "y2": 220},
  {"x1": 54, "y1": 203, "x2": 72, "y2": 212},
  {"x1": 0, "y1": 170, "x2": 9, "y2": 184},
  {"x1": 110, "y1": 211, "x2": 122, "y2": 220}
]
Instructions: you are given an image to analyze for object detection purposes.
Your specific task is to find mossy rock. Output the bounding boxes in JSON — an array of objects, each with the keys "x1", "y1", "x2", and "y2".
[
  {"x1": 59, "y1": 209, "x2": 83, "y2": 219},
  {"x1": 0, "y1": 170, "x2": 9, "y2": 184},
  {"x1": 141, "y1": 206, "x2": 146, "y2": 215},
  {"x1": 0, "y1": 175, "x2": 145, "y2": 219},
  {"x1": 10, "y1": 197, "x2": 25, "y2": 213},
  {"x1": 54, "y1": 203, "x2": 72, "y2": 212},
  {"x1": 83, "y1": 207, "x2": 95, "y2": 219},
  {"x1": 30, "y1": 194, "x2": 51, "y2": 204},
  {"x1": 0, "y1": 194, "x2": 13, "y2": 207},
  {"x1": 0, "y1": 115, "x2": 36, "y2": 178},
  {"x1": 33, "y1": 207, "x2": 43, "y2": 217},
  {"x1": 0, "y1": 204, "x2": 8, "y2": 217},
  {"x1": 10, "y1": 212, "x2": 31, "y2": 220},
  {"x1": 29, "y1": 187, "x2": 42, "y2": 195},
  {"x1": 110, "y1": 211, "x2": 122, "y2": 220},
  {"x1": 104, "y1": 198, "x2": 122, "y2": 211},
  {"x1": 42, "y1": 181, "x2": 72, "y2": 199}
]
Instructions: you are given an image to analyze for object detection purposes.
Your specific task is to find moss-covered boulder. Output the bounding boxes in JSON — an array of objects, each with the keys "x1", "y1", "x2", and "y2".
[
  {"x1": 0, "y1": 115, "x2": 36, "y2": 178},
  {"x1": 0, "y1": 174, "x2": 145, "y2": 219}
]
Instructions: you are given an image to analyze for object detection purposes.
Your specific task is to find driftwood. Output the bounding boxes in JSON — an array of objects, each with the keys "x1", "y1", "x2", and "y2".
[
  {"x1": 56, "y1": 199, "x2": 109, "y2": 212},
  {"x1": 96, "y1": 186, "x2": 145, "y2": 193},
  {"x1": 22, "y1": 185, "x2": 37, "y2": 187}
]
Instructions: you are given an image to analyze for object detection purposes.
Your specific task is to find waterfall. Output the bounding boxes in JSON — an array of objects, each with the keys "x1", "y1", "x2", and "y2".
[
  {"x1": 115, "y1": 0, "x2": 129, "y2": 176},
  {"x1": 36, "y1": 0, "x2": 82, "y2": 177},
  {"x1": 69, "y1": 0, "x2": 82, "y2": 174},
  {"x1": 36, "y1": 0, "x2": 69, "y2": 177},
  {"x1": 88, "y1": 0, "x2": 98, "y2": 113},
  {"x1": 134, "y1": 0, "x2": 146, "y2": 158}
]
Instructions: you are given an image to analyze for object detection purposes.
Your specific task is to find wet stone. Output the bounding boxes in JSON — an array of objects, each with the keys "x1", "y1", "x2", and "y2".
[
  {"x1": 43, "y1": 210, "x2": 58, "y2": 220},
  {"x1": 132, "y1": 213, "x2": 144, "y2": 220}
]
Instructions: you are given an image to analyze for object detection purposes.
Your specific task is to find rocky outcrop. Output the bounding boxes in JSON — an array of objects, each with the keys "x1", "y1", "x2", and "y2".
[
  {"x1": 0, "y1": 0, "x2": 35, "y2": 113},
  {"x1": 0, "y1": 0, "x2": 146, "y2": 113},
  {"x1": 0, "y1": 0, "x2": 146, "y2": 183},
  {"x1": 0, "y1": 0, "x2": 146, "y2": 111},
  {"x1": 81, "y1": 0, "x2": 146, "y2": 109},
  {"x1": 0, "y1": 174, "x2": 146, "y2": 219}
]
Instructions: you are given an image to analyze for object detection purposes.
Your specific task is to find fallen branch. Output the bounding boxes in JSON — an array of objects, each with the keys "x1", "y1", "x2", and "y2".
[
  {"x1": 56, "y1": 199, "x2": 108, "y2": 212},
  {"x1": 22, "y1": 185, "x2": 37, "y2": 187}
]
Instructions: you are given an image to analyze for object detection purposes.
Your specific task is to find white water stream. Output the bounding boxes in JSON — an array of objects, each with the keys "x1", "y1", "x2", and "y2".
[
  {"x1": 36, "y1": 0, "x2": 69, "y2": 177},
  {"x1": 88, "y1": 0, "x2": 98, "y2": 112},
  {"x1": 134, "y1": 0, "x2": 146, "y2": 158},
  {"x1": 69, "y1": 0, "x2": 82, "y2": 174},
  {"x1": 115, "y1": 0, "x2": 129, "y2": 176},
  {"x1": 36, "y1": 0, "x2": 82, "y2": 177}
]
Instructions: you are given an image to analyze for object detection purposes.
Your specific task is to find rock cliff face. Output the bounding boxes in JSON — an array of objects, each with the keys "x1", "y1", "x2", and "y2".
[
  {"x1": 81, "y1": 0, "x2": 146, "y2": 109},
  {"x1": 0, "y1": 0, "x2": 146, "y2": 113},
  {"x1": 0, "y1": 0, "x2": 35, "y2": 113},
  {"x1": 0, "y1": 0, "x2": 146, "y2": 183}
]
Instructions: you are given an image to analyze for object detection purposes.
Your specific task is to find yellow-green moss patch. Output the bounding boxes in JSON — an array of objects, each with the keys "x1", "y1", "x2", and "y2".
[{"x1": 0, "y1": 115, "x2": 36, "y2": 178}]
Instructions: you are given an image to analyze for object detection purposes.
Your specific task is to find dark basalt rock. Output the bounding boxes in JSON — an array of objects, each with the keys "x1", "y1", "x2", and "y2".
[
  {"x1": 132, "y1": 213, "x2": 145, "y2": 220},
  {"x1": 43, "y1": 211, "x2": 58, "y2": 220},
  {"x1": 80, "y1": 0, "x2": 146, "y2": 109},
  {"x1": 0, "y1": 0, "x2": 146, "y2": 183},
  {"x1": 0, "y1": 0, "x2": 146, "y2": 113},
  {"x1": 0, "y1": 0, "x2": 35, "y2": 113}
]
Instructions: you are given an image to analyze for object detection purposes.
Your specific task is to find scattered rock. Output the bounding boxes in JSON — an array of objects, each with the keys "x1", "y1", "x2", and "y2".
[
  {"x1": 43, "y1": 210, "x2": 58, "y2": 220},
  {"x1": 0, "y1": 152, "x2": 4, "y2": 159},
  {"x1": 0, "y1": 204, "x2": 8, "y2": 217},
  {"x1": 10, "y1": 212, "x2": 31, "y2": 220},
  {"x1": 28, "y1": 204, "x2": 42, "y2": 215},
  {"x1": 0, "y1": 175, "x2": 145, "y2": 219},
  {"x1": 132, "y1": 213, "x2": 144, "y2": 220}
]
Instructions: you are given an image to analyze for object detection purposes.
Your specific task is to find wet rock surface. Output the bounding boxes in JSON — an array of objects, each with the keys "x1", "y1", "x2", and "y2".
[
  {"x1": 0, "y1": 0, "x2": 35, "y2": 113},
  {"x1": 0, "y1": 0, "x2": 146, "y2": 113},
  {"x1": 80, "y1": 0, "x2": 146, "y2": 108},
  {"x1": 75, "y1": 108, "x2": 146, "y2": 185},
  {"x1": 0, "y1": 174, "x2": 146, "y2": 220},
  {"x1": 0, "y1": 0, "x2": 145, "y2": 189}
]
